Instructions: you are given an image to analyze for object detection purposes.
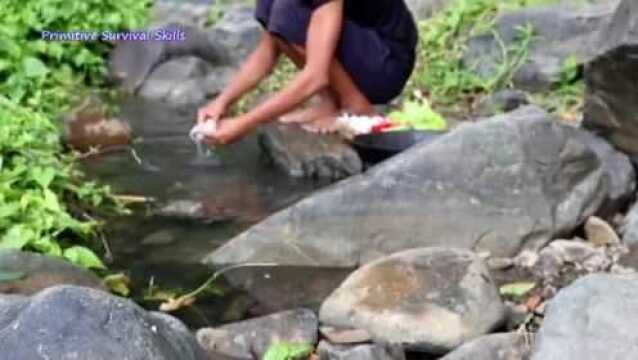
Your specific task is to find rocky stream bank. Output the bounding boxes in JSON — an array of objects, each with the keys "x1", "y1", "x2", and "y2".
[{"x1": 5, "y1": 0, "x2": 638, "y2": 359}]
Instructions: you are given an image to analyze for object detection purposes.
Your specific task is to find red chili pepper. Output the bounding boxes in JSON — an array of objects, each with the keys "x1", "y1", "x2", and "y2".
[{"x1": 371, "y1": 119, "x2": 396, "y2": 133}]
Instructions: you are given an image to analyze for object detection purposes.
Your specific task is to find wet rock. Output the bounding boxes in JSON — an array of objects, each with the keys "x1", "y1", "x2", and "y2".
[
  {"x1": 108, "y1": 40, "x2": 166, "y2": 94},
  {"x1": 486, "y1": 257, "x2": 515, "y2": 271},
  {"x1": 464, "y1": 1, "x2": 618, "y2": 91},
  {"x1": 574, "y1": 131, "x2": 636, "y2": 215},
  {"x1": 439, "y1": 332, "x2": 533, "y2": 360},
  {"x1": 317, "y1": 341, "x2": 405, "y2": 360},
  {"x1": 157, "y1": 200, "x2": 208, "y2": 221},
  {"x1": 108, "y1": 22, "x2": 231, "y2": 94},
  {"x1": 142, "y1": 229, "x2": 177, "y2": 246},
  {"x1": 319, "y1": 327, "x2": 373, "y2": 345},
  {"x1": 617, "y1": 204, "x2": 638, "y2": 271},
  {"x1": 0, "y1": 285, "x2": 207, "y2": 360},
  {"x1": 259, "y1": 123, "x2": 363, "y2": 180},
  {"x1": 208, "y1": 6, "x2": 262, "y2": 65},
  {"x1": 138, "y1": 56, "x2": 213, "y2": 107},
  {"x1": 513, "y1": 251, "x2": 540, "y2": 269},
  {"x1": 196, "y1": 309, "x2": 318, "y2": 359},
  {"x1": 584, "y1": 216, "x2": 621, "y2": 246},
  {"x1": 0, "y1": 250, "x2": 104, "y2": 295},
  {"x1": 474, "y1": 89, "x2": 530, "y2": 117},
  {"x1": 156, "y1": 199, "x2": 236, "y2": 224},
  {"x1": 504, "y1": 303, "x2": 530, "y2": 331},
  {"x1": 622, "y1": 203, "x2": 638, "y2": 248},
  {"x1": 319, "y1": 248, "x2": 505, "y2": 354},
  {"x1": 531, "y1": 273, "x2": 638, "y2": 359},
  {"x1": 583, "y1": 0, "x2": 638, "y2": 164},
  {"x1": 532, "y1": 239, "x2": 611, "y2": 281},
  {"x1": 166, "y1": 66, "x2": 234, "y2": 108},
  {"x1": 205, "y1": 106, "x2": 634, "y2": 267},
  {"x1": 162, "y1": 24, "x2": 230, "y2": 65},
  {"x1": 64, "y1": 97, "x2": 132, "y2": 151}
]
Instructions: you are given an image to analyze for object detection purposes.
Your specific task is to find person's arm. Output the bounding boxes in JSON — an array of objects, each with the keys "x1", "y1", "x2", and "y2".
[
  {"x1": 197, "y1": 32, "x2": 281, "y2": 123},
  {"x1": 210, "y1": 0, "x2": 344, "y2": 144}
]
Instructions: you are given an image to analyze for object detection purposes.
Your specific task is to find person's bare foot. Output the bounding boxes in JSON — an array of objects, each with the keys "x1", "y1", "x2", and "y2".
[
  {"x1": 279, "y1": 95, "x2": 338, "y2": 124},
  {"x1": 302, "y1": 115, "x2": 340, "y2": 134}
]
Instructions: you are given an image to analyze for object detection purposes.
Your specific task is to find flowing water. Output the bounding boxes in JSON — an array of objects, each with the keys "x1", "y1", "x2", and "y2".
[{"x1": 81, "y1": 98, "x2": 351, "y2": 328}]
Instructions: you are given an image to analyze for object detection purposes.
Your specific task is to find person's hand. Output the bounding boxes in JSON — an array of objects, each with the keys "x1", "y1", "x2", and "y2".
[
  {"x1": 203, "y1": 117, "x2": 250, "y2": 146},
  {"x1": 197, "y1": 99, "x2": 227, "y2": 125}
]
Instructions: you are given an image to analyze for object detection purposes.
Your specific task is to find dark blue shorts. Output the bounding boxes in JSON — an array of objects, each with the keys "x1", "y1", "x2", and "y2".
[{"x1": 255, "y1": 0, "x2": 416, "y2": 104}]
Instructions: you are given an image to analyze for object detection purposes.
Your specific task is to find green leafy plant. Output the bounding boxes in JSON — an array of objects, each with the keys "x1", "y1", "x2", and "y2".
[
  {"x1": 0, "y1": 0, "x2": 149, "y2": 269},
  {"x1": 263, "y1": 342, "x2": 313, "y2": 360},
  {"x1": 388, "y1": 99, "x2": 448, "y2": 131},
  {"x1": 103, "y1": 273, "x2": 132, "y2": 296},
  {"x1": 404, "y1": 0, "x2": 551, "y2": 108},
  {"x1": 0, "y1": 98, "x2": 121, "y2": 268},
  {"x1": 531, "y1": 55, "x2": 585, "y2": 121},
  {"x1": 205, "y1": 3, "x2": 226, "y2": 27},
  {"x1": 500, "y1": 281, "x2": 536, "y2": 298},
  {"x1": 0, "y1": 0, "x2": 150, "y2": 113}
]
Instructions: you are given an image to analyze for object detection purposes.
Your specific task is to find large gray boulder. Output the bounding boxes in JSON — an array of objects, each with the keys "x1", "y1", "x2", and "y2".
[
  {"x1": 319, "y1": 248, "x2": 505, "y2": 354},
  {"x1": 204, "y1": 106, "x2": 634, "y2": 267},
  {"x1": 575, "y1": 130, "x2": 636, "y2": 215},
  {"x1": 464, "y1": 1, "x2": 618, "y2": 91},
  {"x1": 108, "y1": 39, "x2": 166, "y2": 94},
  {"x1": 138, "y1": 56, "x2": 233, "y2": 107},
  {"x1": 108, "y1": 24, "x2": 229, "y2": 93},
  {"x1": 108, "y1": 23, "x2": 233, "y2": 95},
  {"x1": 196, "y1": 309, "x2": 318, "y2": 359},
  {"x1": 531, "y1": 273, "x2": 638, "y2": 359},
  {"x1": 0, "y1": 285, "x2": 207, "y2": 360},
  {"x1": 207, "y1": 6, "x2": 262, "y2": 65},
  {"x1": 622, "y1": 202, "x2": 638, "y2": 249},
  {"x1": 259, "y1": 123, "x2": 363, "y2": 180},
  {"x1": 473, "y1": 89, "x2": 530, "y2": 117},
  {"x1": 583, "y1": 0, "x2": 638, "y2": 164},
  {"x1": 0, "y1": 250, "x2": 104, "y2": 295},
  {"x1": 440, "y1": 332, "x2": 533, "y2": 360}
]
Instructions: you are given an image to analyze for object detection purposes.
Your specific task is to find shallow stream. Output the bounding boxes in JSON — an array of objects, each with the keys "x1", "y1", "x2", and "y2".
[{"x1": 81, "y1": 98, "x2": 351, "y2": 328}]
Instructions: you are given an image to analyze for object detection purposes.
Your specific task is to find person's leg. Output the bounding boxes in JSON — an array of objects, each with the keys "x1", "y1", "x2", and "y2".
[
  {"x1": 275, "y1": 38, "x2": 340, "y2": 125},
  {"x1": 275, "y1": 38, "x2": 375, "y2": 131},
  {"x1": 263, "y1": 0, "x2": 375, "y2": 131}
]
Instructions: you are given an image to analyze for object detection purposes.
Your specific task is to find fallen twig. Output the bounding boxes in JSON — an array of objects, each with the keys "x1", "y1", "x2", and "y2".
[{"x1": 159, "y1": 262, "x2": 279, "y2": 312}]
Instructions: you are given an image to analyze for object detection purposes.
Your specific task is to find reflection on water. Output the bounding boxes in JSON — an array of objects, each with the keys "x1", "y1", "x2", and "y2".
[{"x1": 81, "y1": 98, "x2": 343, "y2": 327}]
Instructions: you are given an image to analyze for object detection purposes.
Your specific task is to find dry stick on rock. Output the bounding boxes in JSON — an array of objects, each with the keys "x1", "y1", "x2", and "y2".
[
  {"x1": 81, "y1": 212, "x2": 114, "y2": 263},
  {"x1": 159, "y1": 262, "x2": 279, "y2": 312}
]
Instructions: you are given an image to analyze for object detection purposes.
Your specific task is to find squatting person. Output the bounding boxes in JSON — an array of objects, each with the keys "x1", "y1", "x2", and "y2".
[{"x1": 197, "y1": 0, "x2": 418, "y2": 144}]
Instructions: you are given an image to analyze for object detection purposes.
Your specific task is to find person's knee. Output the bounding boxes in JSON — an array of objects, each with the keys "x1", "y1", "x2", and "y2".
[{"x1": 271, "y1": 34, "x2": 290, "y2": 52}]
